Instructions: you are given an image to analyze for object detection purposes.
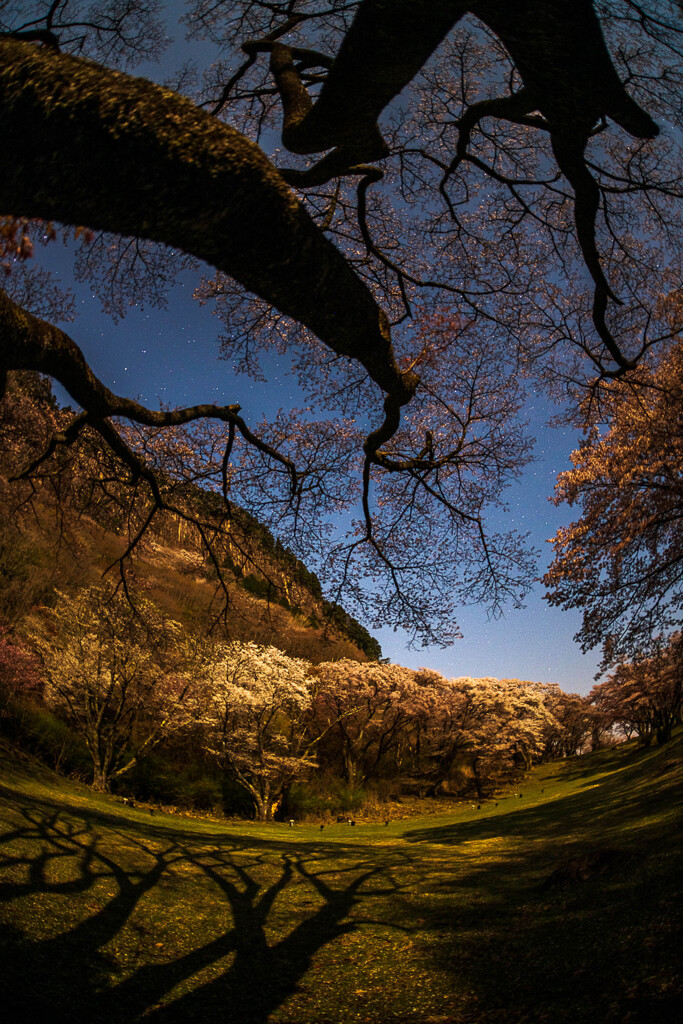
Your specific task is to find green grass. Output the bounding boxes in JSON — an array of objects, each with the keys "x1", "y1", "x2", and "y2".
[{"x1": 0, "y1": 735, "x2": 681, "y2": 1023}]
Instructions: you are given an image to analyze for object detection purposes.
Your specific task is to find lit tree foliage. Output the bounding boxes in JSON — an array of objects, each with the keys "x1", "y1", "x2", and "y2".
[
  {"x1": 311, "y1": 662, "x2": 559, "y2": 796},
  {"x1": 200, "y1": 640, "x2": 317, "y2": 820},
  {"x1": 407, "y1": 668, "x2": 499, "y2": 795},
  {"x1": 0, "y1": 627, "x2": 42, "y2": 716},
  {"x1": 441, "y1": 676, "x2": 558, "y2": 797},
  {"x1": 29, "y1": 584, "x2": 205, "y2": 791},
  {"x1": 590, "y1": 634, "x2": 683, "y2": 746},
  {"x1": 0, "y1": 2, "x2": 681, "y2": 641},
  {"x1": 544, "y1": 337, "x2": 683, "y2": 665},
  {"x1": 540, "y1": 689, "x2": 595, "y2": 759},
  {"x1": 311, "y1": 659, "x2": 417, "y2": 787}
]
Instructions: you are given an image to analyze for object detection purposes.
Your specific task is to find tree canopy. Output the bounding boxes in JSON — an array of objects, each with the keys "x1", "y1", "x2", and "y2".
[
  {"x1": 590, "y1": 633, "x2": 683, "y2": 745},
  {"x1": 1, "y1": 0, "x2": 681, "y2": 642},
  {"x1": 544, "y1": 338, "x2": 683, "y2": 665},
  {"x1": 29, "y1": 583, "x2": 205, "y2": 791}
]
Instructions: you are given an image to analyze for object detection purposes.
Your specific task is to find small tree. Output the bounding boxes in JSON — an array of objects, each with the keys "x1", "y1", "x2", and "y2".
[
  {"x1": 30, "y1": 585, "x2": 203, "y2": 791},
  {"x1": 591, "y1": 636, "x2": 683, "y2": 747},
  {"x1": 310, "y1": 660, "x2": 417, "y2": 788},
  {"x1": 200, "y1": 641, "x2": 317, "y2": 821}
]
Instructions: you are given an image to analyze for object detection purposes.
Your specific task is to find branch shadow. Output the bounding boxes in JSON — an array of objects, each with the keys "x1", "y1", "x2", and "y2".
[{"x1": 0, "y1": 797, "x2": 401, "y2": 1024}]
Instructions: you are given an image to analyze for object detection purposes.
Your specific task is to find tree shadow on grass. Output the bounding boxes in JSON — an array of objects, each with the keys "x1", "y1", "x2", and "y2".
[
  {"x1": 0, "y1": 799, "x2": 397, "y2": 1024},
  {"x1": 400, "y1": 740, "x2": 683, "y2": 1024},
  {"x1": 2, "y1": 739, "x2": 681, "y2": 1024}
]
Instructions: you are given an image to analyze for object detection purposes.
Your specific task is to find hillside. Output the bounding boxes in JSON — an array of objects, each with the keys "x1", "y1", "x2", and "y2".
[
  {"x1": 0, "y1": 373, "x2": 380, "y2": 662},
  {"x1": 0, "y1": 732, "x2": 680, "y2": 1023},
  {"x1": 0, "y1": 503, "x2": 380, "y2": 663}
]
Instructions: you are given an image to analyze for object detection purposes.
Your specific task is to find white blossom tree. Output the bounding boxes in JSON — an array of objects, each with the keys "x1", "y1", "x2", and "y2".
[
  {"x1": 30, "y1": 584, "x2": 205, "y2": 791},
  {"x1": 200, "y1": 640, "x2": 317, "y2": 821}
]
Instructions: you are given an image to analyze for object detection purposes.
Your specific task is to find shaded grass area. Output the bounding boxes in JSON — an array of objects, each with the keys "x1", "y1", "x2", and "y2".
[{"x1": 0, "y1": 735, "x2": 681, "y2": 1023}]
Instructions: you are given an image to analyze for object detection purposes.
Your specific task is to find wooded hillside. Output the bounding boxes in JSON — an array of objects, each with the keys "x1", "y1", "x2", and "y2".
[{"x1": 0, "y1": 371, "x2": 380, "y2": 663}]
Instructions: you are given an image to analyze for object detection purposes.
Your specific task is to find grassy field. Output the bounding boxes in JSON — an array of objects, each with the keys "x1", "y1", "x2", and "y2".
[{"x1": 0, "y1": 734, "x2": 681, "y2": 1024}]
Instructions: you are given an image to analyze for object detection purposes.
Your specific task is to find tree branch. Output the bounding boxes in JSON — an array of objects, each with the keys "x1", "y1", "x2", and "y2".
[{"x1": 0, "y1": 38, "x2": 413, "y2": 405}]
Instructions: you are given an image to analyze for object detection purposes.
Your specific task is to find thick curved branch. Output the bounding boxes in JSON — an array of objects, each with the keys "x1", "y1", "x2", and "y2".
[
  {"x1": 0, "y1": 288, "x2": 242, "y2": 426},
  {"x1": 281, "y1": 157, "x2": 382, "y2": 189},
  {"x1": 453, "y1": 89, "x2": 537, "y2": 154},
  {"x1": 0, "y1": 38, "x2": 413, "y2": 406},
  {"x1": 253, "y1": 1, "x2": 660, "y2": 377},
  {"x1": 267, "y1": 41, "x2": 388, "y2": 183},
  {"x1": 550, "y1": 135, "x2": 620, "y2": 304},
  {"x1": 269, "y1": 0, "x2": 471, "y2": 155}
]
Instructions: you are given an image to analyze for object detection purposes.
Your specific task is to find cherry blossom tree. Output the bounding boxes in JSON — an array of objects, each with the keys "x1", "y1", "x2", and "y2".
[
  {"x1": 406, "y1": 669, "x2": 492, "y2": 795},
  {"x1": 441, "y1": 676, "x2": 558, "y2": 797},
  {"x1": 540, "y1": 688, "x2": 594, "y2": 760},
  {"x1": 591, "y1": 634, "x2": 683, "y2": 746},
  {"x1": 544, "y1": 337, "x2": 683, "y2": 666},
  {"x1": 310, "y1": 663, "x2": 560, "y2": 796},
  {"x1": 0, "y1": 627, "x2": 42, "y2": 717},
  {"x1": 199, "y1": 640, "x2": 317, "y2": 820},
  {"x1": 310, "y1": 659, "x2": 418, "y2": 787},
  {"x1": 402, "y1": 672, "x2": 560, "y2": 796},
  {"x1": 0, "y1": 2, "x2": 680, "y2": 643},
  {"x1": 29, "y1": 584, "x2": 205, "y2": 791}
]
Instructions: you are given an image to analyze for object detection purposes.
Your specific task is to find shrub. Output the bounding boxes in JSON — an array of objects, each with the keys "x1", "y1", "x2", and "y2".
[
  {"x1": 285, "y1": 779, "x2": 368, "y2": 820},
  {"x1": 181, "y1": 775, "x2": 223, "y2": 810},
  {"x1": 285, "y1": 782, "x2": 335, "y2": 820},
  {"x1": 120, "y1": 753, "x2": 184, "y2": 804},
  {"x1": 5, "y1": 702, "x2": 91, "y2": 778},
  {"x1": 121, "y1": 754, "x2": 251, "y2": 815}
]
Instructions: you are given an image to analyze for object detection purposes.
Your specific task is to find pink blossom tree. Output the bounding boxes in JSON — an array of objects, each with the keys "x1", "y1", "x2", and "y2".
[
  {"x1": 591, "y1": 636, "x2": 683, "y2": 746},
  {"x1": 411, "y1": 674, "x2": 559, "y2": 797},
  {"x1": 310, "y1": 660, "x2": 418, "y2": 788},
  {"x1": 0, "y1": 626, "x2": 42, "y2": 715}
]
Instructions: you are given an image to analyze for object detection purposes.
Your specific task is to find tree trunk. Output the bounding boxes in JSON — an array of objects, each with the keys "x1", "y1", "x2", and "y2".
[
  {"x1": 343, "y1": 745, "x2": 359, "y2": 788},
  {"x1": 471, "y1": 756, "x2": 484, "y2": 801},
  {"x1": 252, "y1": 794, "x2": 267, "y2": 822},
  {"x1": 251, "y1": 780, "x2": 274, "y2": 822},
  {"x1": 91, "y1": 763, "x2": 109, "y2": 792}
]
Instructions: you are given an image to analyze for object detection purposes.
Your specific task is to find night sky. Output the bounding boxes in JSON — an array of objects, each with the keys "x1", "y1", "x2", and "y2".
[{"x1": 30, "y1": 6, "x2": 603, "y2": 695}]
